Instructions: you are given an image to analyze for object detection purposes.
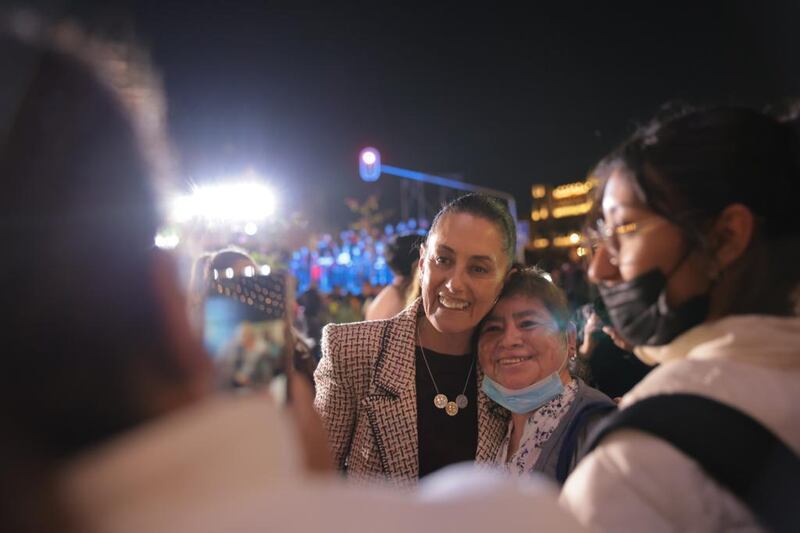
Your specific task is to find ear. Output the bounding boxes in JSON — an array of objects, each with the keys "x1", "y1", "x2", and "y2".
[
  {"x1": 150, "y1": 249, "x2": 213, "y2": 397},
  {"x1": 418, "y1": 243, "x2": 427, "y2": 275},
  {"x1": 710, "y1": 203, "x2": 755, "y2": 271},
  {"x1": 564, "y1": 321, "x2": 578, "y2": 357}
]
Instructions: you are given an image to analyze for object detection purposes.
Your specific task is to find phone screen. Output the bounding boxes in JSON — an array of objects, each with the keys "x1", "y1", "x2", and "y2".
[{"x1": 204, "y1": 273, "x2": 290, "y2": 401}]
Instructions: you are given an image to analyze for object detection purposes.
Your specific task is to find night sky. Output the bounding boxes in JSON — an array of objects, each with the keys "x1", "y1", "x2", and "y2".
[{"x1": 15, "y1": 1, "x2": 800, "y2": 229}]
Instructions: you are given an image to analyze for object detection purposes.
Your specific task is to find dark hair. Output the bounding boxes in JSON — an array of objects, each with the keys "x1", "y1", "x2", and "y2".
[
  {"x1": 497, "y1": 266, "x2": 571, "y2": 332},
  {"x1": 427, "y1": 193, "x2": 516, "y2": 267},
  {"x1": 385, "y1": 233, "x2": 422, "y2": 277},
  {"x1": 1, "y1": 29, "x2": 190, "y2": 459},
  {"x1": 591, "y1": 105, "x2": 800, "y2": 316}
]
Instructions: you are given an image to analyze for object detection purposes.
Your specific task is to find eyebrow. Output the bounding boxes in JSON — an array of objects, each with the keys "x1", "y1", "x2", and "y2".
[
  {"x1": 512, "y1": 309, "x2": 550, "y2": 321},
  {"x1": 484, "y1": 309, "x2": 549, "y2": 323},
  {"x1": 435, "y1": 244, "x2": 494, "y2": 263}
]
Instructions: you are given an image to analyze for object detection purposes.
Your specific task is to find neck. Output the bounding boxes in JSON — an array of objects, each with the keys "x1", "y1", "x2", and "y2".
[
  {"x1": 508, "y1": 412, "x2": 527, "y2": 458},
  {"x1": 510, "y1": 410, "x2": 528, "y2": 434},
  {"x1": 417, "y1": 315, "x2": 473, "y2": 355},
  {"x1": 506, "y1": 373, "x2": 573, "y2": 458},
  {"x1": 391, "y1": 275, "x2": 408, "y2": 287}
]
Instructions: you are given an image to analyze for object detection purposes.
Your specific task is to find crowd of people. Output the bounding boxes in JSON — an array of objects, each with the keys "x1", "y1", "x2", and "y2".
[
  {"x1": 289, "y1": 224, "x2": 427, "y2": 297},
  {"x1": 3, "y1": 15, "x2": 799, "y2": 533}
]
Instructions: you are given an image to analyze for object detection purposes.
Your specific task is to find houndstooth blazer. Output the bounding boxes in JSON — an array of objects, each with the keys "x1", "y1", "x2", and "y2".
[{"x1": 313, "y1": 298, "x2": 508, "y2": 487}]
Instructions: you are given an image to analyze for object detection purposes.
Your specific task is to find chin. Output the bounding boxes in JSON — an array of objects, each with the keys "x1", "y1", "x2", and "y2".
[
  {"x1": 497, "y1": 370, "x2": 542, "y2": 390},
  {"x1": 430, "y1": 313, "x2": 476, "y2": 335}
]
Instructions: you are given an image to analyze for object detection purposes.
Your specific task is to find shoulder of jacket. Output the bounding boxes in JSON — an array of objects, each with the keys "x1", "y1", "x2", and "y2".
[
  {"x1": 575, "y1": 378, "x2": 615, "y2": 406},
  {"x1": 321, "y1": 317, "x2": 398, "y2": 355}
]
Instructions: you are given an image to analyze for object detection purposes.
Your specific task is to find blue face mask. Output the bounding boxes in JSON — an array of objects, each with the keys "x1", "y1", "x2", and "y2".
[{"x1": 481, "y1": 371, "x2": 564, "y2": 414}]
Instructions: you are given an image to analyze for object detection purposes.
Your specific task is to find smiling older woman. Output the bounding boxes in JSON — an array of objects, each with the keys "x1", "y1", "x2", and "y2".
[{"x1": 478, "y1": 267, "x2": 614, "y2": 482}]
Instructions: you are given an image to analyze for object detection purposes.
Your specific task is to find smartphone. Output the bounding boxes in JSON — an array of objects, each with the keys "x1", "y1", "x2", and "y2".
[{"x1": 204, "y1": 273, "x2": 293, "y2": 403}]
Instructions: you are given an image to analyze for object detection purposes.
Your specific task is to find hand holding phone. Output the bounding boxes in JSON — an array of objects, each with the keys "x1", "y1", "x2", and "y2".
[{"x1": 204, "y1": 273, "x2": 292, "y2": 402}]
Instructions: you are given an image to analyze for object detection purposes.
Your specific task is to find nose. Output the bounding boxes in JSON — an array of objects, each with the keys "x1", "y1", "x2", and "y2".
[
  {"x1": 498, "y1": 323, "x2": 523, "y2": 349},
  {"x1": 444, "y1": 265, "x2": 467, "y2": 293},
  {"x1": 587, "y1": 245, "x2": 621, "y2": 284}
]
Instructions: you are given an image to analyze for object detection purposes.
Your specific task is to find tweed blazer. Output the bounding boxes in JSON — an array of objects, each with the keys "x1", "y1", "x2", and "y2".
[{"x1": 314, "y1": 299, "x2": 508, "y2": 487}]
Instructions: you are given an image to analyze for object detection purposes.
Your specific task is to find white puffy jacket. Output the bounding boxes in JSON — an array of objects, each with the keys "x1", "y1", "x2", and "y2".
[{"x1": 560, "y1": 315, "x2": 800, "y2": 533}]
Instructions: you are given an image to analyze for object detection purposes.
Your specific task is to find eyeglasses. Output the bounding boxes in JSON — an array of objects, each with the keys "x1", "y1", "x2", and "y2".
[{"x1": 583, "y1": 216, "x2": 666, "y2": 265}]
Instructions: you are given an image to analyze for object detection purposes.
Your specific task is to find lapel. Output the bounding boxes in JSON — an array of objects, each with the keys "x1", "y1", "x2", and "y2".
[
  {"x1": 476, "y1": 364, "x2": 510, "y2": 462},
  {"x1": 362, "y1": 300, "x2": 420, "y2": 479}
]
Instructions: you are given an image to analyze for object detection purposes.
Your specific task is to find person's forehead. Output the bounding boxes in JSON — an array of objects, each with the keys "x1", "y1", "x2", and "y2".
[
  {"x1": 602, "y1": 170, "x2": 643, "y2": 214},
  {"x1": 488, "y1": 294, "x2": 553, "y2": 320},
  {"x1": 429, "y1": 213, "x2": 504, "y2": 258}
]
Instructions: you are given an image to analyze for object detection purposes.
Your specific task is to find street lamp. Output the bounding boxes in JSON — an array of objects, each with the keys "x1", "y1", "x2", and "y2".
[{"x1": 359, "y1": 147, "x2": 381, "y2": 182}]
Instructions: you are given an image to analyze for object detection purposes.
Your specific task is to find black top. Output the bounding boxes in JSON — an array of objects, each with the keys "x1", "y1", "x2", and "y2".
[{"x1": 415, "y1": 346, "x2": 478, "y2": 478}]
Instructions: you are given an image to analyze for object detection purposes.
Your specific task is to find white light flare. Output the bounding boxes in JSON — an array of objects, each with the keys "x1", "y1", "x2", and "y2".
[
  {"x1": 154, "y1": 231, "x2": 180, "y2": 249},
  {"x1": 169, "y1": 180, "x2": 277, "y2": 224}
]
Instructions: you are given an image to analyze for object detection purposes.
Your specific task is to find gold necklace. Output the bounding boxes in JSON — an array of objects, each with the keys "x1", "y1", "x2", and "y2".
[{"x1": 416, "y1": 326, "x2": 475, "y2": 416}]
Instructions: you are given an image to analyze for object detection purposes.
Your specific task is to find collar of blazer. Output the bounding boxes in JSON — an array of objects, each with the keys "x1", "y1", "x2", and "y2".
[{"x1": 370, "y1": 298, "x2": 421, "y2": 397}]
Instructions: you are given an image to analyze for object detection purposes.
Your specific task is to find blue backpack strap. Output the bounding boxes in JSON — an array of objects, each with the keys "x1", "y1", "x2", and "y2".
[
  {"x1": 554, "y1": 400, "x2": 617, "y2": 484},
  {"x1": 584, "y1": 393, "x2": 800, "y2": 533}
]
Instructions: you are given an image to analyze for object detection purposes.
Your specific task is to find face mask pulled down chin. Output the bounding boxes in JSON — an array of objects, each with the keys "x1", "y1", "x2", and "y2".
[
  {"x1": 481, "y1": 372, "x2": 564, "y2": 414},
  {"x1": 598, "y1": 268, "x2": 709, "y2": 347}
]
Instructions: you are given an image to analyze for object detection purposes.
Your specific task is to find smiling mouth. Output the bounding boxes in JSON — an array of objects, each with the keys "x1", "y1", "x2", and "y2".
[
  {"x1": 438, "y1": 294, "x2": 470, "y2": 310},
  {"x1": 496, "y1": 356, "x2": 533, "y2": 367}
]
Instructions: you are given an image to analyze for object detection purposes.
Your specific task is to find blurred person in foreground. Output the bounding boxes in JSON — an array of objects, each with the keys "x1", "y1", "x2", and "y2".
[
  {"x1": 365, "y1": 233, "x2": 422, "y2": 320},
  {"x1": 0, "y1": 19, "x2": 585, "y2": 533},
  {"x1": 560, "y1": 106, "x2": 800, "y2": 532},
  {"x1": 478, "y1": 267, "x2": 614, "y2": 483},
  {"x1": 0, "y1": 20, "x2": 330, "y2": 532}
]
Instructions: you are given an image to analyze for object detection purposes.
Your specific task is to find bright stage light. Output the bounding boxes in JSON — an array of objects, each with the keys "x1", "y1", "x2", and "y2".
[
  {"x1": 154, "y1": 231, "x2": 180, "y2": 249},
  {"x1": 169, "y1": 177, "x2": 277, "y2": 224},
  {"x1": 244, "y1": 222, "x2": 258, "y2": 235}
]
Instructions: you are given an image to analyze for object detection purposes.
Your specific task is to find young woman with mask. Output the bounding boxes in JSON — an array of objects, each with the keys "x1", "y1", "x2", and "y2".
[
  {"x1": 560, "y1": 107, "x2": 800, "y2": 532},
  {"x1": 479, "y1": 267, "x2": 614, "y2": 482},
  {"x1": 314, "y1": 194, "x2": 516, "y2": 486}
]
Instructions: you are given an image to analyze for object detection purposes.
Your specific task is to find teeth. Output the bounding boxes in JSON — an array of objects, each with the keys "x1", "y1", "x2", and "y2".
[
  {"x1": 498, "y1": 357, "x2": 531, "y2": 365},
  {"x1": 438, "y1": 294, "x2": 469, "y2": 310}
]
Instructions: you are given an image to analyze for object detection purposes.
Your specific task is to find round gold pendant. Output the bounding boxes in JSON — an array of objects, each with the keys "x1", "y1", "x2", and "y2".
[
  {"x1": 445, "y1": 401, "x2": 459, "y2": 416},
  {"x1": 433, "y1": 394, "x2": 448, "y2": 409},
  {"x1": 455, "y1": 394, "x2": 468, "y2": 409}
]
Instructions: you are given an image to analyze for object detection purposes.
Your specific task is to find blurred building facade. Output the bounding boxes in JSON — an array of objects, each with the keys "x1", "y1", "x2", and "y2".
[{"x1": 524, "y1": 177, "x2": 596, "y2": 268}]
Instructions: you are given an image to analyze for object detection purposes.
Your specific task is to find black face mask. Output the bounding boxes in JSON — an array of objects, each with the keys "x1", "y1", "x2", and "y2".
[{"x1": 597, "y1": 268, "x2": 709, "y2": 347}]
